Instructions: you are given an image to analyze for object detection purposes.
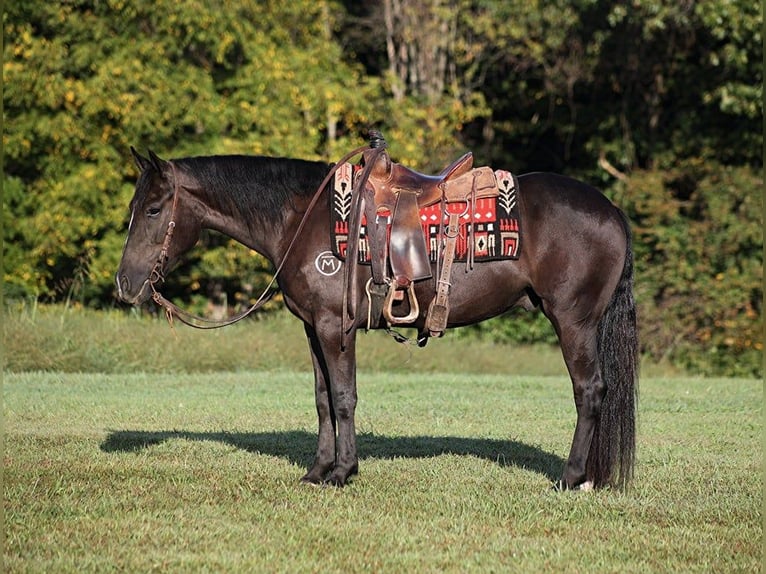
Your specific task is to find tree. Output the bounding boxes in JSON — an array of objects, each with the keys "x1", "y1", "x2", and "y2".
[
  {"x1": 614, "y1": 161, "x2": 762, "y2": 376},
  {"x1": 3, "y1": 0, "x2": 377, "y2": 305},
  {"x1": 339, "y1": 0, "x2": 490, "y2": 169},
  {"x1": 3, "y1": 0, "x2": 762, "y2": 376}
]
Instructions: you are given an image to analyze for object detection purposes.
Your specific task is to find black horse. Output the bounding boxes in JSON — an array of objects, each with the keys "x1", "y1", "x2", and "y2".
[{"x1": 116, "y1": 147, "x2": 638, "y2": 490}]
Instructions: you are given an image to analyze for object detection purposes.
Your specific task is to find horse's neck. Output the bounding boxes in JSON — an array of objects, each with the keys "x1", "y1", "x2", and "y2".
[
  {"x1": 196, "y1": 197, "x2": 257, "y2": 248},
  {"x1": 192, "y1": 170, "x2": 314, "y2": 265}
]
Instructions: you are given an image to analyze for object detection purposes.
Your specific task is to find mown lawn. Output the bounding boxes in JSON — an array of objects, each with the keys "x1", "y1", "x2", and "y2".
[{"x1": 4, "y1": 371, "x2": 761, "y2": 573}]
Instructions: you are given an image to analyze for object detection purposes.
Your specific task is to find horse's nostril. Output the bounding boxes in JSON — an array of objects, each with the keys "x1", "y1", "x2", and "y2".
[{"x1": 119, "y1": 275, "x2": 130, "y2": 295}]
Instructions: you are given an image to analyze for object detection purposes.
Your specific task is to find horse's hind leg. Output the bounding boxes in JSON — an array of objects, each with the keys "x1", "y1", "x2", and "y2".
[{"x1": 554, "y1": 317, "x2": 606, "y2": 490}]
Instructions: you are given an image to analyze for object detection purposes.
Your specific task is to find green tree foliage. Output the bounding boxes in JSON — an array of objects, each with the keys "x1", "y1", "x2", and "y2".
[
  {"x1": 3, "y1": 0, "x2": 762, "y2": 376},
  {"x1": 615, "y1": 162, "x2": 762, "y2": 377},
  {"x1": 3, "y1": 0, "x2": 381, "y2": 304},
  {"x1": 447, "y1": 0, "x2": 762, "y2": 175}
]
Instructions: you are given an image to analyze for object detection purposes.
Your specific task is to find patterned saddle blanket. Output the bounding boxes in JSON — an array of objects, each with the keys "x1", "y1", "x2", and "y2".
[{"x1": 330, "y1": 164, "x2": 522, "y2": 264}]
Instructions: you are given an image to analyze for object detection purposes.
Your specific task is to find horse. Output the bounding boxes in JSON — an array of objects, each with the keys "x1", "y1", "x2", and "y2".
[{"x1": 116, "y1": 146, "x2": 638, "y2": 491}]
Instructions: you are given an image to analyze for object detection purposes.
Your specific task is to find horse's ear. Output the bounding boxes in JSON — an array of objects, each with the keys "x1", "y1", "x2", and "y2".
[
  {"x1": 147, "y1": 149, "x2": 168, "y2": 173},
  {"x1": 130, "y1": 146, "x2": 151, "y2": 171}
]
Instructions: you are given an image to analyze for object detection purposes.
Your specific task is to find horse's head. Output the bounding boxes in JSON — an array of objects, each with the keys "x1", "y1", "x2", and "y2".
[{"x1": 115, "y1": 148, "x2": 202, "y2": 305}]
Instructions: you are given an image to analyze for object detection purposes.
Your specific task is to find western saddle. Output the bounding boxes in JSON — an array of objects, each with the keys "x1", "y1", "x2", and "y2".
[{"x1": 343, "y1": 131, "x2": 500, "y2": 345}]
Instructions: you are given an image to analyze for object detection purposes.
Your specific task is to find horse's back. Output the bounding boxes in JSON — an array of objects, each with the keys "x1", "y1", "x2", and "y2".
[{"x1": 518, "y1": 172, "x2": 627, "y2": 246}]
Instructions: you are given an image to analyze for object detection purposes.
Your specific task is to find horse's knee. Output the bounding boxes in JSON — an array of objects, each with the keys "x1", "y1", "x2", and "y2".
[{"x1": 332, "y1": 388, "x2": 357, "y2": 420}]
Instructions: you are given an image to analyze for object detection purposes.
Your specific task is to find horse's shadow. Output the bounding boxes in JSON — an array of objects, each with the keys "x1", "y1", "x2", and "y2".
[{"x1": 100, "y1": 429, "x2": 564, "y2": 482}]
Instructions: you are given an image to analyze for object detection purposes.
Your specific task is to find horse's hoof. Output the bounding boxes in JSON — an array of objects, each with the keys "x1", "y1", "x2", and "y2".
[
  {"x1": 323, "y1": 475, "x2": 348, "y2": 487},
  {"x1": 300, "y1": 472, "x2": 325, "y2": 486},
  {"x1": 578, "y1": 481, "x2": 594, "y2": 492},
  {"x1": 552, "y1": 479, "x2": 594, "y2": 492}
]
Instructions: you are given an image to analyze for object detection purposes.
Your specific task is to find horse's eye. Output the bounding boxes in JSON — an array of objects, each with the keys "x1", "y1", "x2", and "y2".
[{"x1": 146, "y1": 206, "x2": 161, "y2": 218}]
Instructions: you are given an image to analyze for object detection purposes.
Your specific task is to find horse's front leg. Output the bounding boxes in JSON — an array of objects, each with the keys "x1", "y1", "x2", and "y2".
[
  {"x1": 301, "y1": 321, "x2": 359, "y2": 486},
  {"x1": 301, "y1": 322, "x2": 337, "y2": 484}
]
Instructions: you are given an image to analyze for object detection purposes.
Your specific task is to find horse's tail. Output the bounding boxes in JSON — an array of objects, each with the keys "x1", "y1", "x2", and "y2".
[{"x1": 588, "y1": 208, "x2": 639, "y2": 489}]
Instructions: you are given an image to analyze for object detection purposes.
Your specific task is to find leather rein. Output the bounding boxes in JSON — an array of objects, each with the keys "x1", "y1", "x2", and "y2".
[{"x1": 148, "y1": 143, "x2": 384, "y2": 329}]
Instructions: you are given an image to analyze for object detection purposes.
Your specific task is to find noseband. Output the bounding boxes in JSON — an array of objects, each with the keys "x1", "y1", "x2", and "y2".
[{"x1": 147, "y1": 144, "x2": 383, "y2": 329}]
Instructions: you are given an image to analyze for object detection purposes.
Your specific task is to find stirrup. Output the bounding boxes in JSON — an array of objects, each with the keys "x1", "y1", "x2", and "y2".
[{"x1": 383, "y1": 282, "x2": 419, "y2": 325}]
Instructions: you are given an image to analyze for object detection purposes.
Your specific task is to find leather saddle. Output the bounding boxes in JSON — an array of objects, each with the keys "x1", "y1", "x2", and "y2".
[
  {"x1": 362, "y1": 147, "x2": 474, "y2": 287},
  {"x1": 342, "y1": 132, "x2": 500, "y2": 343},
  {"x1": 366, "y1": 148, "x2": 475, "y2": 212}
]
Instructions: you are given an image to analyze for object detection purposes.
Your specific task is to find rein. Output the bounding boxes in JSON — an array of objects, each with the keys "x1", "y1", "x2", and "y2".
[{"x1": 148, "y1": 143, "x2": 379, "y2": 329}]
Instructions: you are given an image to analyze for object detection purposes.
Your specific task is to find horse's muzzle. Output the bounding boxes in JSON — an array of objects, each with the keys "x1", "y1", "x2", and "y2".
[{"x1": 115, "y1": 273, "x2": 151, "y2": 305}]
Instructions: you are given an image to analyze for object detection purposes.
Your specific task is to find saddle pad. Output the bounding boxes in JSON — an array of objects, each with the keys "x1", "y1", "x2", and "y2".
[{"x1": 330, "y1": 164, "x2": 522, "y2": 264}]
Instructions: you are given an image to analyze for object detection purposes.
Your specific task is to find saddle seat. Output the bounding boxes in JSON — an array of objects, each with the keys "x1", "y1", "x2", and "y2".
[{"x1": 366, "y1": 150, "x2": 474, "y2": 211}]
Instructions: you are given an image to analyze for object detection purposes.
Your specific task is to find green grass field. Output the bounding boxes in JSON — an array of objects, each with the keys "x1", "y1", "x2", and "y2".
[
  {"x1": 4, "y1": 371, "x2": 762, "y2": 572},
  {"x1": 3, "y1": 307, "x2": 762, "y2": 572},
  {"x1": 3, "y1": 303, "x2": 683, "y2": 377}
]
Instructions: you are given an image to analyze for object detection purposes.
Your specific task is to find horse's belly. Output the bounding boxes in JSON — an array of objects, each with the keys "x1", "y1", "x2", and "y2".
[{"x1": 438, "y1": 262, "x2": 529, "y2": 325}]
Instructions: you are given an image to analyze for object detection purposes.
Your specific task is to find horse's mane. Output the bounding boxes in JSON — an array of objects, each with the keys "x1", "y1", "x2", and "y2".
[{"x1": 176, "y1": 155, "x2": 331, "y2": 225}]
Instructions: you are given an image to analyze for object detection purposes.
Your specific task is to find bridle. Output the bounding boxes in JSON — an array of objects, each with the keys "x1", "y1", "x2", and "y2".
[
  {"x1": 147, "y1": 143, "x2": 385, "y2": 329},
  {"x1": 147, "y1": 163, "x2": 180, "y2": 292}
]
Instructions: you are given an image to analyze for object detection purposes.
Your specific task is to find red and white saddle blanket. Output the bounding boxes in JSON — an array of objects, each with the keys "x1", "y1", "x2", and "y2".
[{"x1": 330, "y1": 164, "x2": 522, "y2": 264}]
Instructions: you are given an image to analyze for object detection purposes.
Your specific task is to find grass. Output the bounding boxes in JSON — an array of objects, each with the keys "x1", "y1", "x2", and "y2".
[
  {"x1": 3, "y1": 305, "x2": 759, "y2": 571},
  {"x1": 4, "y1": 371, "x2": 762, "y2": 573},
  {"x1": 3, "y1": 303, "x2": 680, "y2": 377}
]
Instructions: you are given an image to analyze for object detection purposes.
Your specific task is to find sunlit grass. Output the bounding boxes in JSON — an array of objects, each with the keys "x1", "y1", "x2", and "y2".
[{"x1": 4, "y1": 372, "x2": 761, "y2": 573}]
